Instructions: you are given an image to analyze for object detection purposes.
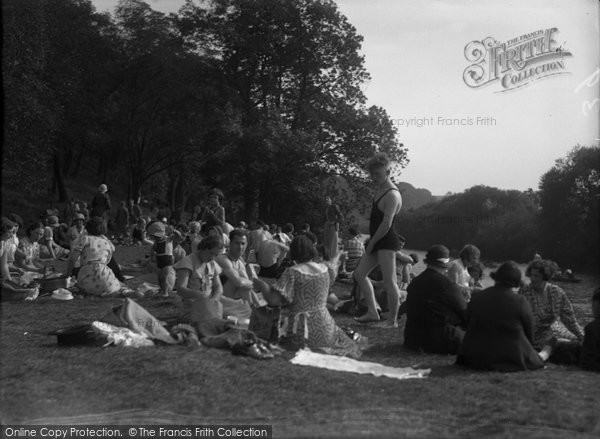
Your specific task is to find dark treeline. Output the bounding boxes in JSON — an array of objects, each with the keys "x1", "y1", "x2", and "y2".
[
  {"x1": 396, "y1": 146, "x2": 599, "y2": 270},
  {"x1": 3, "y1": 0, "x2": 407, "y2": 223},
  {"x1": 3, "y1": 1, "x2": 598, "y2": 270}
]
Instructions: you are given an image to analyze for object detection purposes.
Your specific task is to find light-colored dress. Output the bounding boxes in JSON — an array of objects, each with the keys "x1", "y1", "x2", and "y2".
[
  {"x1": 272, "y1": 261, "x2": 362, "y2": 358},
  {"x1": 518, "y1": 282, "x2": 584, "y2": 349},
  {"x1": 72, "y1": 235, "x2": 121, "y2": 295},
  {"x1": 18, "y1": 237, "x2": 42, "y2": 268},
  {"x1": 174, "y1": 253, "x2": 222, "y2": 306},
  {"x1": 446, "y1": 259, "x2": 472, "y2": 302}
]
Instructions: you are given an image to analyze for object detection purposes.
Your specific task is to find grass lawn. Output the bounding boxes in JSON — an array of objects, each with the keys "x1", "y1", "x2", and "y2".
[{"x1": 1, "y1": 246, "x2": 599, "y2": 438}]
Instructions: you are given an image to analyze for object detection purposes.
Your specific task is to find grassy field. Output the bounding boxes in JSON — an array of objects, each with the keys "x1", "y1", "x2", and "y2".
[{"x1": 1, "y1": 245, "x2": 599, "y2": 438}]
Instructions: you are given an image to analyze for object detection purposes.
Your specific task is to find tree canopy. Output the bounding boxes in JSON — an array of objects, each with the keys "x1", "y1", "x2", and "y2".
[{"x1": 3, "y1": 0, "x2": 407, "y2": 224}]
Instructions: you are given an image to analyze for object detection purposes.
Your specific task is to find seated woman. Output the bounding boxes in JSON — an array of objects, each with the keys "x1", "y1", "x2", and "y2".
[
  {"x1": 580, "y1": 287, "x2": 600, "y2": 372},
  {"x1": 457, "y1": 261, "x2": 544, "y2": 372},
  {"x1": 519, "y1": 259, "x2": 584, "y2": 362},
  {"x1": 446, "y1": 244, "x2": 481, "y2": 302},
  {"x1": 131, "y1": 217, "x2": 153, "y2": 247},
  {"x1": 40, "y1": 215, "x2": 70, "y2": 259},
  {"x1": 15, "y1": 223, "x2": 46, "y2": 274},
  {"x1": 174, "y1": 234, "x2": 225, "y2": 322},
  {"x1": 185, "y1": 221, "x2": 203, "y2": 255},
  {"x1": 208, "y1": 225, "x2": 229, "y2": 254},
  {"x1": 65, "y1": 217, "x2": 122, "y2": 296},
  {"x1": 1, "y1": 218, "x2": 37, "y2": 300},
  {"x1": 253, "y1": 235, "x2": 363, "y2": 358}
]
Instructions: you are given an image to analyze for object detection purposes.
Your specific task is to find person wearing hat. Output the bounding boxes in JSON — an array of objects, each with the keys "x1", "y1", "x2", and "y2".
[
  {"x1": 90, "y1": 184, "x2": 112, "y2": 226},
  {"x1": 147, "y1": 221, "x2": 176, "y2": 297},
  {"x1": 66, "y1": 213, "x2": 87, "y2": 247},
  {"x1": 456, "y1": 261, "x2": 544, "y2": 372},
  {"x1": 403, "y1": 244, "x2": 468, "y2": 354}
]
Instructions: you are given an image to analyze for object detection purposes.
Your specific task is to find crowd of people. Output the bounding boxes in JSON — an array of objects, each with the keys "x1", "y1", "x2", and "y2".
[{"x1": 1, "y1": 153, "x2": 598, "y2": 372}]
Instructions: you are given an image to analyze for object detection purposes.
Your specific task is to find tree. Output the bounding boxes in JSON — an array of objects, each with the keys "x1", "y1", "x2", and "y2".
[
  {"x1": 538, "y1": 145, "x2": 600, "y2": 269},
  {"x1": 177, "y1": 0, "x2": 407, "y2": 221}
]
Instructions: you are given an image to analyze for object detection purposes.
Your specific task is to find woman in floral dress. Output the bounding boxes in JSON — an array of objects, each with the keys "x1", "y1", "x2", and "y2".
[
  {"x1": 16, "y1": 223, "x2": 46, "y2": 274},
  {"x1": 518, "y1": 259, "x2": 584, "y2": 361},
  {"x1": 254, "y1": 235, "x2": 362, "y2": 358},
  {"x1": 66, "y1": 217, "x2": 121, "y2": 296}
]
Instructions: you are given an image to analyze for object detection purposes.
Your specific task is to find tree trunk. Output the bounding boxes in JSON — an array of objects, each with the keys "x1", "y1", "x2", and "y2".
[
  {"x1": 53, "y1": 151, "x2": 70, "y2": 203},
  {"x1": 71, "y1": 144, "x2": 85, "y2": 177}
]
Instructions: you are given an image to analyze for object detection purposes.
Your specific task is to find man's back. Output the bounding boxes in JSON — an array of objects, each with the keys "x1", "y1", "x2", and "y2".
[{"x1": 404, "y1": 268, "x2": 467, "y2": 353}]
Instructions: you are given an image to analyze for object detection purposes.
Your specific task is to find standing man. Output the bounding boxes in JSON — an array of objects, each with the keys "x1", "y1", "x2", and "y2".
[
  {"x1": 323, "y1": 196, "x2": 343, "y2": 260},
  {"x1": 354, "y1": 153, "x2": 403, "y2": 327},
  {"x1": 91, "y1": 184, "x2": 112, "y2": 228}
]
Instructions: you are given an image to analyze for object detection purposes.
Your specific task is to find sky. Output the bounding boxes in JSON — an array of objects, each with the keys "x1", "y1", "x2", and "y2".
[{"x1": 92, "y1": 0, "x2": 599, "y2": 195}]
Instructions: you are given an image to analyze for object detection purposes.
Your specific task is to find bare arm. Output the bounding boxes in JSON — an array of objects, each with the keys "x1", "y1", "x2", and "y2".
[
  {"x1": 396, "y1": 251, "x2": 413, "y2": 264},
  {"x1": 1, "y1": 250, "x2": 12, "y2": 281},
  {"x1": 216, "y1": 256, "x2": 253, "y2": 289},
  {"x1": 175, "y1": 269, "x2": 206, "y2": 300},
  {"x1": 366, "y1": 191, "x2": 402, "y2": 254},
  {"x1": 210, "y1": 273, "x2": 223, "y2": 299}
]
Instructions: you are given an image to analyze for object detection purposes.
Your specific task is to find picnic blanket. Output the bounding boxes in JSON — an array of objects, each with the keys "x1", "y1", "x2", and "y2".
[{"x1": 290, "y1": 349, "x2": 430, "y2": 380}]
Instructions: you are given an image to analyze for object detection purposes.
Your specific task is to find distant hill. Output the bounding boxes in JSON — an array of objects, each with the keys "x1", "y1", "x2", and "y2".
[
  {"x1": 396, "y1": 182, "x2": 435, "y2": 210},
  {"x1": 324, "y1": 176, "x2": 438, "y2": 233}
]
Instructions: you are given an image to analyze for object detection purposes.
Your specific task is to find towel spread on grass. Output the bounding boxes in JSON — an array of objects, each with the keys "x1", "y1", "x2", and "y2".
[{"x1": 290, "y1": 349, "x2": 430, "y2": 380}]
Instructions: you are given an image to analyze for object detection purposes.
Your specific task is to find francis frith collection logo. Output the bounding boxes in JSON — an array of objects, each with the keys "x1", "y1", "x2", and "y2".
[{"x1": 463, "y1": 28, "x2": 571, "y2": 92}]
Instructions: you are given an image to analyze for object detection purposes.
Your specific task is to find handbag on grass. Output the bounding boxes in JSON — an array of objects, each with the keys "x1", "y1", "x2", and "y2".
[{"x1": 248, "y1": 306, "x2": 281, "y2": 342}]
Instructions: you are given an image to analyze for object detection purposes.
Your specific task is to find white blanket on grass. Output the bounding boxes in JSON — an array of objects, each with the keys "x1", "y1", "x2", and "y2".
[{"x1": 290, "y1": 349, "x2": 430, "y2": 380}]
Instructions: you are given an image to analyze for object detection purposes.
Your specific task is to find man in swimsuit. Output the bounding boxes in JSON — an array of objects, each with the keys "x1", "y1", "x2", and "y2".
[{"x1": 354, "y1": 152, "x2": 403, "y2": 327}]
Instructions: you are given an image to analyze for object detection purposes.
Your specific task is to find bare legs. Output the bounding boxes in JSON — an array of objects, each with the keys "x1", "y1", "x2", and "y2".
[{"x1": 354, "y1": 249, "x2": 401, "y2": 326}]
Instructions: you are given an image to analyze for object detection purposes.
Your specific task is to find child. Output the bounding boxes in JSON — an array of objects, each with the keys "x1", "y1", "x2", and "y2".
[
  {"x1": 172, "y1": 230, "x2": 186, "y2": 264},
  {"x1": 131, "y1": 218, "x2": 152, "y2": 246},
  {"x1": 147, "y1": 222, "x2": 175, "y2": 297},
  {"x1": 580, "y1": 287, "x2": 600, "y2": 372}
]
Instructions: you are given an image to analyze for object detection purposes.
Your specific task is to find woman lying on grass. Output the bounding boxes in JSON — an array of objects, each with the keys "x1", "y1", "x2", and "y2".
[{"x1": 253, "y1": 235, "x2": 363, "y2": 359}]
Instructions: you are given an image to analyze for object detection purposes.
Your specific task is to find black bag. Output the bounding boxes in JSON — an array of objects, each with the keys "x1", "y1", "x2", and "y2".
[
  {"x1": 48, "y1": 324, "x2": 107, "y2": 346},
  {"x1": 248, "y1": 306, "x2": 281, "y2": 342}
]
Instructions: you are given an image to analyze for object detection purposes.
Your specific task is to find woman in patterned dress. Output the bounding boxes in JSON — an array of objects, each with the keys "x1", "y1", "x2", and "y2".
[
  {"x1": 254, "y1": 235, "x2": 362, "y2": 358},
  {"x1": 16, "y1": 223, "x2": 46, "y2": 274},
  {"x1": 518, "y1": 259, "x2": 584, "y2": 361},
  {"x1": 65, "y1": 216, "x2": 122, "y2": 296}
]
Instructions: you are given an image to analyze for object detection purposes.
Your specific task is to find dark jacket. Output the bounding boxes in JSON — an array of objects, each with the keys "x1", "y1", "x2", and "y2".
[
  {"x1": 404, "y1": 267, "x2": 468, "y2": 354},
  {"x1": 580, "y1": 319, "x2": 600, "y2": 372},
  {"x1": 91, "y1": 193, "x2": 111, "y2": 217},
  {"x1": 456, "y1": 285, "x2": 544, "y2": 372}
]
